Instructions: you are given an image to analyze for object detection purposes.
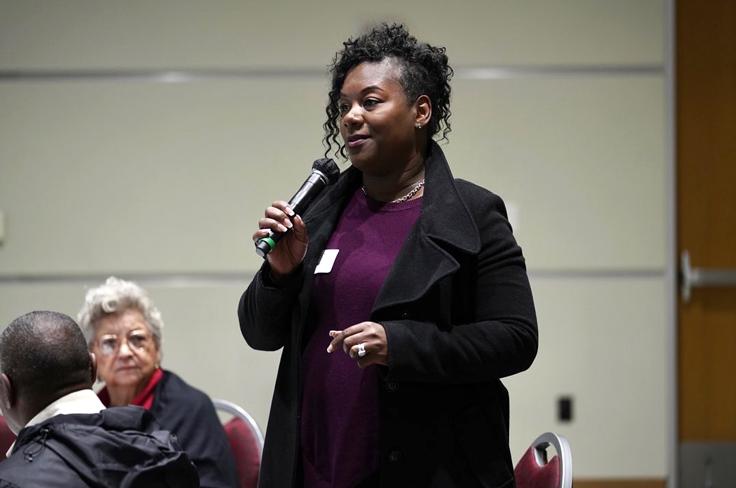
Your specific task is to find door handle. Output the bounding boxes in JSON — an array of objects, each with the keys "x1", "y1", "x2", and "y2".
[{"x1": 680, "y1": 250, "x2": 736, "y2": 302}]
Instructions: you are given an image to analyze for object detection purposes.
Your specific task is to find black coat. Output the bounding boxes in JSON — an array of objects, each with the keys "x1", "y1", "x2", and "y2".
[
  {"x1": 0, "y1": 406, "x2": 199, "y2": 488},
  {"x1": 149, "y1": 371, "x2": 238, "y2": 488},
  {"x1": 239, "y1": 142, "x2": 538, "y2": 488}
]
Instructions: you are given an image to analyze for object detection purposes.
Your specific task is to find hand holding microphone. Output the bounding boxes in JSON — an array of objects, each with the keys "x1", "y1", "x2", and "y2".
[{"x1": 253, "y1": 158, "x2": 340, "y2": 277}]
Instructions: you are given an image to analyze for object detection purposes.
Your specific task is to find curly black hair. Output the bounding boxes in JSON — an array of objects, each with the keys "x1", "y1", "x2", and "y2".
[{"x1": 323, "y1": 23, "x2": 453, "y2": 159}]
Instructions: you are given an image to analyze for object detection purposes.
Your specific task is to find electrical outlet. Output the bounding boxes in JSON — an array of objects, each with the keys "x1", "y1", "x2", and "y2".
[{"x1": 557, "y1": 396, "x2": 573, "y2": 422}]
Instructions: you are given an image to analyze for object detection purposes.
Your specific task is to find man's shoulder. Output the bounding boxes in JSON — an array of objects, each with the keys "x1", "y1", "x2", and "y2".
[
  {"x1": 37, "y1": 405, "x2": 156, "y2": 435},
  {"x1": 0, "y1": 431, "x2": 87, "y2": 487},
  {"x1": 0, "y1": 446, "x2": 37, "y2": 474},
  {"x1": 3, "y1": 409, "x2": 198, "y2": 487}
]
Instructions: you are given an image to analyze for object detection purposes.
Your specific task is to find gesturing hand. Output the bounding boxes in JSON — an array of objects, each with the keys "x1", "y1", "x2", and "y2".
[{"x1": 326, "y1": 321, "x2": 388, "y2": 368}]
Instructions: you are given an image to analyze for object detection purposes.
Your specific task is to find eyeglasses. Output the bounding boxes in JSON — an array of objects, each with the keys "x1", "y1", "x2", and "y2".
[{"x1": 97, "y1": 330, "x2": 152, "y2": 356}]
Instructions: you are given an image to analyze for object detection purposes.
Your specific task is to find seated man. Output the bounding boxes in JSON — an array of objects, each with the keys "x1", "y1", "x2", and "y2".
[{"x1": 0, "y1": 311, "x2": 199, "y2": 487}]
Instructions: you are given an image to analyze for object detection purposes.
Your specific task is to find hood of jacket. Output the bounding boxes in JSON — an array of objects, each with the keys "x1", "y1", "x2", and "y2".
[{"x1": 7, "y1": 406, "x2": 198, "y2": 488}]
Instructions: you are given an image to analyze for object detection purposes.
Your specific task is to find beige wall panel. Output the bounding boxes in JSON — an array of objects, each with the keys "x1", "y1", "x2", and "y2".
[
  {"x1": 0, "y1": 79, "x2": 328, "y2": 275},
  {"x1": 505, "y1": 276, "x2": 668, "y2": 477},
  {"x1": 1, "y1": 275, "x2": 670, "y2": 476},
  {"x1": 0, "y1": 280, "x2": 278, "y2": 430},
  {"x1": 1, "y1": 75, "x2": 665, "y2": 275},
  {"x1": 0, "y1": 0, "x2": 663, "y2": 70},
  {"x1": 0, "y1": 0, "x2": 672, "y2": 482},
  {"x1": 446, "y1": 76, "x2": 666, "y2": 271}
]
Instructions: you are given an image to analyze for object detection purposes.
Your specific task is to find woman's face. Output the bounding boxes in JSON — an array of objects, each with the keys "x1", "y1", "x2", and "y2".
[
  {"x1": 92, "y1": 308, "x2": 160, "y2": 391},
  {"x1": 338, "y1": 59, "x2": 420, "y2": 175}
]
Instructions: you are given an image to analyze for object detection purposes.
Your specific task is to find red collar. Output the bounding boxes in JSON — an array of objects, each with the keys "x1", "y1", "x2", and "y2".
[{"x1": 97, "y1": 368, "x2": 164, "y2": 410}]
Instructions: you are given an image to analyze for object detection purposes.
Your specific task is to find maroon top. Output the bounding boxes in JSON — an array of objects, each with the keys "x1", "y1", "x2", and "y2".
[{"x1": 300, "y1": 188, "x2": 422, "y2": 488}]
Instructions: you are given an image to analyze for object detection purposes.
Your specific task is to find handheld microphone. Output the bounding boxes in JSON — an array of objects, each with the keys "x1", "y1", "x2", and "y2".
[{"x1": 255, "y1": 158, "x2": 340, "y2": 258}]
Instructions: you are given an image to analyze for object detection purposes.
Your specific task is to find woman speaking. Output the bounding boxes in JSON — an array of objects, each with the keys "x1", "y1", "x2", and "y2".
[{"x1": 239, "y1": 24, "x2": 538, "y2": 488}]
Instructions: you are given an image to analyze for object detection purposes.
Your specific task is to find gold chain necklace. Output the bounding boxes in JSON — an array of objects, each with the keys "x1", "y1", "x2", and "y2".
[{"x1": 362, "y1": 179, "x2": 425, "y2": 203}]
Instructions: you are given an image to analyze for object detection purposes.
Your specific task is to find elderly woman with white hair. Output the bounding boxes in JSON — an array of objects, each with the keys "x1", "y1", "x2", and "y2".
[{"x1": 78, "y1": 276, "x2": 238, "y2": 488}]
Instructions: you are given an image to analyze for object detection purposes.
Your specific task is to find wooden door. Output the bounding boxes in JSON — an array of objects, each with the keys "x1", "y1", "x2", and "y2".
[{"x1": 677, "y1": 0, "x2": 736, "y2": 485}]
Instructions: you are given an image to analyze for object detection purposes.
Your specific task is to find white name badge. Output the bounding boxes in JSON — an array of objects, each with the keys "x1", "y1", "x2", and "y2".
[{"x1": 314, "y1": 249, "x2": 339, "y2": 274}]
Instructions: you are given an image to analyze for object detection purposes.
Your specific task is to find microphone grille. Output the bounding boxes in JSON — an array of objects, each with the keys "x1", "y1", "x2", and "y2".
[{"x1": 312, "y1": 158, "x2": 340, "y2": 185}]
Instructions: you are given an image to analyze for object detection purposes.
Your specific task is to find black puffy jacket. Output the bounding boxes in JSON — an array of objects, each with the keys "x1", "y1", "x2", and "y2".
[{"x1": 0, "y1": 406, "x2": 199, "y2": 487}]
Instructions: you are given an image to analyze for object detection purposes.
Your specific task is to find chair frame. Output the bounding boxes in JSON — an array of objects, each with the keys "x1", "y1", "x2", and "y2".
[
  {"x1": 212, "y1": 398, "x2": 265, "y2": 458},
  {"x1": 528, "y1": 432, "x2": 572, "y2": 488}
]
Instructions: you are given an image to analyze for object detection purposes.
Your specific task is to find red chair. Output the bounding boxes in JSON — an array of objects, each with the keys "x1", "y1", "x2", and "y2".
[
  {"x1": 0, "y1": 416, "x2": 17, "y2": 461},
  {"x1": 514, "y1": 432, "x2": 572, "y2": 488},
  {"x1": 212, "y1": 399, "x2": 264, "y2": 488}
]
